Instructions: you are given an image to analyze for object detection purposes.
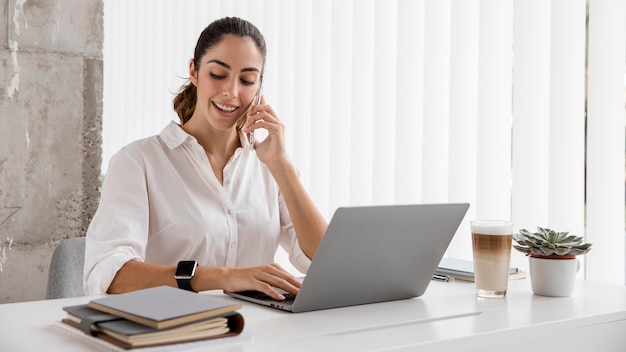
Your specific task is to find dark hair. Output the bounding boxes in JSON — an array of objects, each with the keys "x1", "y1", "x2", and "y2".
[{"x1": 173, "y1": 17, "x2": 266, "y2": 124}]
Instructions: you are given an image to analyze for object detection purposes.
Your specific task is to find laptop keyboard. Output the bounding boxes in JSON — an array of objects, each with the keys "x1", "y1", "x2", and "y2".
[{"x1": 237, "y1": 290, "x2": 297, "y2": 304}]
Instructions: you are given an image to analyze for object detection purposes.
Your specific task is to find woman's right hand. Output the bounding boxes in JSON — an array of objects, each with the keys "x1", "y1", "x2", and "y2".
[
  {"x1": 108, "y1": 260, "x2": 301, "y2": 299},
  {"x1": 217, "y1": 263, "x2": 302, "y2": 300}
]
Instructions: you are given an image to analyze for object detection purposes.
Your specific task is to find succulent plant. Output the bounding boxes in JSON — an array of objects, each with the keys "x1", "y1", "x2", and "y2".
[{"x1": 513, "y1": 227, "x2": 592, "y2": 257}]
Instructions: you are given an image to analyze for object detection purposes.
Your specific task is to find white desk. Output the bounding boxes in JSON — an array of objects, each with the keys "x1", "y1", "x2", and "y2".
[{"x1": 1, "y1": 278, "x2": 625, "y2": 351}]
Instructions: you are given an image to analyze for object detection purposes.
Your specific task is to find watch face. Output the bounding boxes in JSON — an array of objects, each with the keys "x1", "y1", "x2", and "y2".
[{"x1": 175, "y1": 261, "x2": 197, "y2": 277}]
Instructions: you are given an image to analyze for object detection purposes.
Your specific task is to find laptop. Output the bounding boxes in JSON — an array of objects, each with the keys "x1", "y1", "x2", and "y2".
[{"x1": 225, "y1": 203, "x2": 469, "y2": 313}]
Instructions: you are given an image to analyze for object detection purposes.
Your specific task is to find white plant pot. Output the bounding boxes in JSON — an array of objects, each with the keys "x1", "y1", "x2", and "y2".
[{"x1": 529, "y1": 256, "x2": 579, "y2": 297}]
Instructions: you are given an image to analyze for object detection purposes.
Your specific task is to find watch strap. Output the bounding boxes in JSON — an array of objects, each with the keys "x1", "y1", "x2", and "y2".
[{"x1": 175, "y1": 277, "x2": 195, "y2": 292}]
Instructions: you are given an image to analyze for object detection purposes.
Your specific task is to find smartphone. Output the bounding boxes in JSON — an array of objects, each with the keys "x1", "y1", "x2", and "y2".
[
  {"x1": 249, "y1": 87, "x2": 262, "y2": 148},
  {"x1": 237, "y1": 87, "x2": 262, "y2": 148}
]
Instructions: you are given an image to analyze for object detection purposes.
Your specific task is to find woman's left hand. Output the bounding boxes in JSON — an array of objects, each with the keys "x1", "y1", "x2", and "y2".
[
  {"x1": 244, "y1": 96, "x2": 289, "y2": 166},
  {"x1": 245, "y1": 96, "x2": 327, "y2": 260}
]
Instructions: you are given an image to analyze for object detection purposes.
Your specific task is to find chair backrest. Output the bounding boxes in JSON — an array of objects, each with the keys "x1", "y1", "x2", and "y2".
[{"x1": 46, "y1": 237, "x2": 86, "y2": 299}]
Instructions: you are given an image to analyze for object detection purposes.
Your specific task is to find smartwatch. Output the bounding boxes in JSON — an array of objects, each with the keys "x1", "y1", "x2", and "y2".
[{"x1": 174, "y1": 260, "x2": 198, "y2": 292}]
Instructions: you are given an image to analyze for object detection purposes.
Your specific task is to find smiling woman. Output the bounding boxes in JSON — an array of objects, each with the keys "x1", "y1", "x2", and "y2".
[
  {"x1": 179, "y1": 32, "x2": 264, "y2": 182},
  {"x1": 89, "y1": 15, "x2": 328, "y2": 299},
  {"x1": 102, "y1": 0, "x2": 625, "y2": 285},
  {"x1": 173, "y1": 19, "x2": 265, "y2": 128}
]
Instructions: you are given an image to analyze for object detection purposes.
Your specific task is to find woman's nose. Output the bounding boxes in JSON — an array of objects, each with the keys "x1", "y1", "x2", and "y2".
[{"x1": 222, "y1": 79, "x2": 238, "y2": 98}]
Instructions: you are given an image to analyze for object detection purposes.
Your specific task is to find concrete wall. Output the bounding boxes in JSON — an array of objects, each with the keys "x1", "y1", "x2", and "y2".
[{"x1": 0, "y1": 0, "x2": 103, "y2": 303}]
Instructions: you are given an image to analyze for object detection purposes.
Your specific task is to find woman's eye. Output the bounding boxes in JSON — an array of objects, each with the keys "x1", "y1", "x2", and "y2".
[
  {"x1": 210, "y1": 73, "x2": 226, "y2": 80},
  {"x1": 240, "y1": 79, "x2": 255, "y2": 86}
]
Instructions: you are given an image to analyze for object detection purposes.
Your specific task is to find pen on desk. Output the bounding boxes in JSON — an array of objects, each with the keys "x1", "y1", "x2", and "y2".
[{"x1": 432, "y1": 274, "x2": 454, "y2": 282}]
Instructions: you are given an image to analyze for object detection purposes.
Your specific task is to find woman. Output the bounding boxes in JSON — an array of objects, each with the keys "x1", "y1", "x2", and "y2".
[{"x1": 84, "y1": 17, "x2": 327, "y2": 300}]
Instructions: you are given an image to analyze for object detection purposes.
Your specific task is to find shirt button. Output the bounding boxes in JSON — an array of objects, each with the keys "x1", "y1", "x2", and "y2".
[{"x1": 227, "y1": 209, "x2": 234, "y2": 215}]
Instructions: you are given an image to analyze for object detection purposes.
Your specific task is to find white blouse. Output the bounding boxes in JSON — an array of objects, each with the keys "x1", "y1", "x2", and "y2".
[{"x1": 84, "y1": 121, "x2": 311, "y2": 295}]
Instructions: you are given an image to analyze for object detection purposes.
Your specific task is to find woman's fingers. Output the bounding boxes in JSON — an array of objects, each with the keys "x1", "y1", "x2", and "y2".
[
  {"x1": 246, "y1": 96, "x2": 281, "y2": 131},
  {"x1": 224, "y1": 264, "x2": 301, "y2": 300}
]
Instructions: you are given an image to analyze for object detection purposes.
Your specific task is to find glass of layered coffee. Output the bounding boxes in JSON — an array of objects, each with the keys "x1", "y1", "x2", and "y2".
[{"x1": 470, "y1": 220, "x2": 513, "y2": 298}]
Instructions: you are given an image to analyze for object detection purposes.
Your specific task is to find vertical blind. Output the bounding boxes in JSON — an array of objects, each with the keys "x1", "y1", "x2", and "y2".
[{"x1": 103, "y1": 0, "x2": 625, "y2": 283}]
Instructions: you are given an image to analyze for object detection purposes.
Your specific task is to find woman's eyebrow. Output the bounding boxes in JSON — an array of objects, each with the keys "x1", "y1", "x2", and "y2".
[
  {"x1": 207, "y1": 59, "x2": 230, "y2": 69},
  {"x1": 207, "y1": 59, "x2": 260, "y2": 73}
]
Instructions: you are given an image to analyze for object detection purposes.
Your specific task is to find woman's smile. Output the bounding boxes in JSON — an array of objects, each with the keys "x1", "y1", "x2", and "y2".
[{"x1": 212, "y1": 101, "x2": 239, "y2": 115}]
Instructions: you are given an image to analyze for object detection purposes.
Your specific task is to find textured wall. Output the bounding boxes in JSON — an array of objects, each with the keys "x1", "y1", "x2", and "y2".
[{"x1": 0, "y1": 0, "x2": 103, "y2": 303}]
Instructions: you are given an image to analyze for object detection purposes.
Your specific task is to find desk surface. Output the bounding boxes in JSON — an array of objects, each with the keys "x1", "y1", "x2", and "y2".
[{"x1": 1, "y1": 278, "x2": 626, "y2": 351}]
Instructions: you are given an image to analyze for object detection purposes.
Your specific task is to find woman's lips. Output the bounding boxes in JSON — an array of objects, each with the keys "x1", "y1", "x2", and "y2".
[{"x1": 212, "y1": 101, "x2": 239, "y2": 115}]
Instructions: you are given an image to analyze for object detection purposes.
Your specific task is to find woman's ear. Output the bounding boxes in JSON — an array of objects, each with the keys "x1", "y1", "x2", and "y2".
[{"x1": 189, "y1": 59, "x2": 198, "y2": 86}]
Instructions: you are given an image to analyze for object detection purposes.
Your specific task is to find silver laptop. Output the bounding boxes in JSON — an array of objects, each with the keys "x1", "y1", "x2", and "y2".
[{"x1": 225, "y1": 203, "x2": 469, "y2": 313}]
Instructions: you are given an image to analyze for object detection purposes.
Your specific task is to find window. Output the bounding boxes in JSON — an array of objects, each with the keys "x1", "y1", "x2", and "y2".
[{"x1": 103, "y1": 0, "x2": 625, "y2": 283}]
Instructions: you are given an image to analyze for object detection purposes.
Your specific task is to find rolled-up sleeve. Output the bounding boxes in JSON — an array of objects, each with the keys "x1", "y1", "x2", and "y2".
[
  {"x1": 277, "y1": 193, "x2": 312, "y2": 274},
  {"x1": 83, "y1": 150, "x2": 149, "y2": 296}
]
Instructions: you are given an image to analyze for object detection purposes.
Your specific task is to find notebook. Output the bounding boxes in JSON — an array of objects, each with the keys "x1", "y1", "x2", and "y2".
[{"x1": 225, "y1": 203, "x2": 469, "y2": 313}]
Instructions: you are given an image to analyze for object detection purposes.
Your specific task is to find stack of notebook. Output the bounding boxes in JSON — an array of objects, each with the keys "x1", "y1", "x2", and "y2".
[
  {"x1": 61, "y1": 286, "x2": 244, "y2": 349},
  {"x1": 436, "y1": 257, "x2": 527, "y2": 282}
]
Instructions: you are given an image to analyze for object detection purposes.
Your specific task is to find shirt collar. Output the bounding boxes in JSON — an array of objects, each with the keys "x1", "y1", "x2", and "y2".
[
  {"x1": 159, "y1": 120, "x2": 251, "y2": 151},
  {"x1": 160, "y1": 121, "x2": 193, "y2": 150}
]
